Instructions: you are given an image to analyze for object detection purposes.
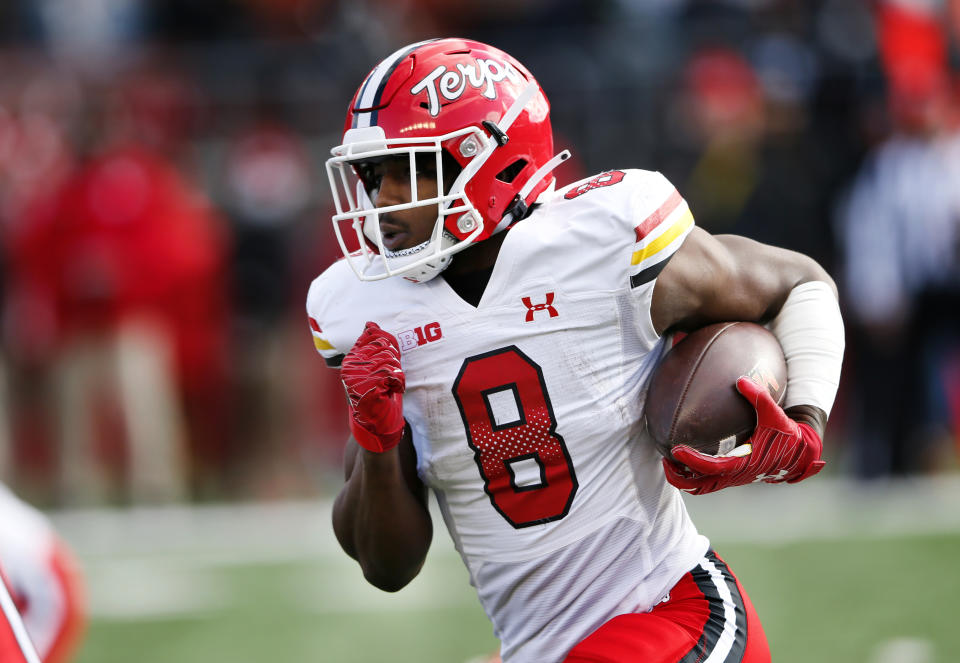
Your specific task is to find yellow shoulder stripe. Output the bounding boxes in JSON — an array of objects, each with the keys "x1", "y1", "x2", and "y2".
[{"x1": 630, "y1": 209, "x2": 693, "y2": 266}]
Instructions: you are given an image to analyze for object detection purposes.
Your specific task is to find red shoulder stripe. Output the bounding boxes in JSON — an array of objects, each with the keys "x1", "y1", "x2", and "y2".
[
  {"x1": 634, "y1": 189, "x2": 683, "y2": 242},
  {"x1": 308, "y1": 317, "x2": 321, "y2": 333}
]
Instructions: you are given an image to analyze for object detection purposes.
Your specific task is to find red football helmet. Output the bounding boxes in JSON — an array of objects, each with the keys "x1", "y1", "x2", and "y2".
[{"x1": 326, "y1": 38, "x2": 569, "y2": 282}]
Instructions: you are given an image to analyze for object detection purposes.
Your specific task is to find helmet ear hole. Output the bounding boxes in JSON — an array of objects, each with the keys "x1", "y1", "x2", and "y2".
[
  {"x1": 441, "y1": 150, "x2": 463, "y2": 192},
  {"x1": 496, "y1": 159, "x2": 527, "y2": 183}
]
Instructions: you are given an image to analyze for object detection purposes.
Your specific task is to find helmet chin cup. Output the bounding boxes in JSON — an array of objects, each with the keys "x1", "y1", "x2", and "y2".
[
  {"x1": 352, "y1": 227, "x2": 460, "y2": 283},
  {"x1": 383, "y1": 232, "x2": 457, "y2": 283}
]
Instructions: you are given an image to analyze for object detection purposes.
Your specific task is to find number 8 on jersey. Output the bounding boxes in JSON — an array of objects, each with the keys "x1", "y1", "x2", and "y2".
[{"x1": 452, "y1": 346, "x2": 579, "y2": 528}]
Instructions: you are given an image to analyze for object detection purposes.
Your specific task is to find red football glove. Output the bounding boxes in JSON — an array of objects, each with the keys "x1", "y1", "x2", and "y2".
[
  {"x1": 341, "y1": 322, "x2": 406, "y2": 453},
  {"x1": 662, "y1": 376, "x2": 825, "y2": 495}
]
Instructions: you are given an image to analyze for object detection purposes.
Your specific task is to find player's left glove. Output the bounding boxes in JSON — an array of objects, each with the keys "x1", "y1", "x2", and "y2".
[{"x1": 662, "y1": 376, "x2": 825, "y2": 495}]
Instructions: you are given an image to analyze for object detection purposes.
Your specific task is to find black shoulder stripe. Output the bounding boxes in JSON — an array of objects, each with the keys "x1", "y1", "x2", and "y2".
[
  {"x1": 324, "y1": 353, "x2": 345, "y2": 369},
  {"x1": 629, "y1": 253, "x2": 673, "y2": 289}
]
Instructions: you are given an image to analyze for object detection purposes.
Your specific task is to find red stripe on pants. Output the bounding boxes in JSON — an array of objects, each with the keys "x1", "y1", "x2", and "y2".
[{"x1": 564, "y1": 552, "x2": 770, "y2": 663}]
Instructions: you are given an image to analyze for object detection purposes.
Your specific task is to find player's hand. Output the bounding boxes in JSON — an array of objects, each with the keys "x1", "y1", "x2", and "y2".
[
  {"x1": 662, "y1": 376, "x2": 825, "y2": 495},
  {"x1": 341, "y1": 322, "x2": 406, "y2": 453}
]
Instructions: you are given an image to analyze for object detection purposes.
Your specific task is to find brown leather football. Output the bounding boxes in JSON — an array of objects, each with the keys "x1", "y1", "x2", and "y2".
[{"x1": 644, "y1": 321, "x2": 787, "y2": 459}]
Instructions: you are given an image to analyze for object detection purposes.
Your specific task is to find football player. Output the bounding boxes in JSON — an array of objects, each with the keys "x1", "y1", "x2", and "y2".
[
  {"x1": 309, "y1": 39, "x2": 844, "y2": 662},
  {"x1": 0, "y1": 484, "x2": 85, "y2": 663},
  {"x1": 1, "y1": 569, "x2": 41, "y2": 663}
]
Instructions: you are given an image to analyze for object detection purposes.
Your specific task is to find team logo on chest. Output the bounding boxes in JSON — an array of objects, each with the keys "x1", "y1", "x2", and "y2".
[
  {"x1": 522, "y1": 293, "x2": 559, "y2": 322},
  {"x1": 397, "y1": 322, "x2": 443, "y2": 351},
  {"x1": 410, "y1": 58, "x2": 523, "y2": 117}
]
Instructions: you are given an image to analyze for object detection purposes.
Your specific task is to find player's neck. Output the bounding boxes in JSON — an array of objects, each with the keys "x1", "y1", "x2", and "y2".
[
  {"x1": 443, "y1": 230, "x2": 507, "y2": 278},
  {"x1": 440, "y1": 231, "x2": 507, "y2": 307}
]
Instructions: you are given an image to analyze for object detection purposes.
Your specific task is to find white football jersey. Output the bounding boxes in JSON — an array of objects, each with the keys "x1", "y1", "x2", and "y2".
[
  {"x1": 0, "y1": 484, "x2": 80, "y2": 661},
  {"x1": 307, "y1": 169, "x2": 709, "y2": 662}
]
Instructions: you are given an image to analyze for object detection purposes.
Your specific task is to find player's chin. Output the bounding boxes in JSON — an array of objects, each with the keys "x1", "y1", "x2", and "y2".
[
  {"x1": 384, "y1": 229, "x2": 435, "y2": 252},
  {"x1": 381, "y1": 231, "x2": 408, "y2": 250}
]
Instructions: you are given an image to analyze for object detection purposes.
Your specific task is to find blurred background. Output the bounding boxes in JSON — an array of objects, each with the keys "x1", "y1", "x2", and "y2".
[{"x1": 0, "y1": 0, "x2": 957, "y2": 662}]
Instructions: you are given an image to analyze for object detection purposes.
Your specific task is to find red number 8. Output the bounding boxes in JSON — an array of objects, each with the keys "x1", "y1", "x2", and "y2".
[
  {"x1": 452, "y1": 346, "x2": 578, "y2": 528},
  {"x1": 563, "y1": 170, "x2": 626, "y2": 200}
]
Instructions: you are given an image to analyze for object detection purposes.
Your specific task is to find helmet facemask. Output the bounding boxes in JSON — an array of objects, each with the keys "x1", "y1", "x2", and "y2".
[{"x1": 327, "y1": 125, "x2": 491, "y2": 283}]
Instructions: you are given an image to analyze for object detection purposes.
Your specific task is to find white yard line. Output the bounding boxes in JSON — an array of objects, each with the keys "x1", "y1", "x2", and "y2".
[
  {"x1": 869, "y1": 638, "x2": 934, "y2": 663},
  {"x1": 683, "y1": 474, "x2": 960, "y2": 545},
  {"x1": 48, "y1": 476, "x2": 960, "y2": 560},
  {"x1": 85, "y1": 558, "x2": 230, "y2": 620},
  {"x1": 42, "y1": 475, "x2": 960, "y2": 620}
]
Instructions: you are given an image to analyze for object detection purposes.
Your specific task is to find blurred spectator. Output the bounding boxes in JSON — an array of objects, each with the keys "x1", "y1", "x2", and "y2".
[
  {"x1": 666, "y1": 42, "x2": 830, "y2": 264},
  {"x1": 2, "y1": 63, "x2": 231, "y2": 503},
  {"x1": 0, "y1": 59, "x2": 85, "y2": 495},
  {"x1": 222, "y1": 110, "x2": 312, "y2": 329},
  {"x1": 215, "y1": 104, "x2": 321, "y2": 494},
  {"x1": 836, "y1": 1, "x2": 960, "y2": 477},
  {"x1": 673, "y1": 46, "x2": 767, "y2": 234}
]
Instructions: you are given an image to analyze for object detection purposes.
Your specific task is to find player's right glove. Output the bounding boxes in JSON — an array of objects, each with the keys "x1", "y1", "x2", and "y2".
[
  {"x1": 341, "y1": 322, "x2": 406, "y2": 453},
  {"x1": 662, "y1": 376, "x2": 825, "y2": 495}
]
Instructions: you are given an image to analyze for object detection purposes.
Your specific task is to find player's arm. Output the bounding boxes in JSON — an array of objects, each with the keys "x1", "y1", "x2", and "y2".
[
  {"x1": 330, "y1": 322, "x2": 432, "y2": 591},
  {"x1": 652, "y1": 228, "x2": 834, "y2": 332},
  {"x1": 651, "y1": 227, "x2": 844, "y2": 493},
  {"x1": 333, "y1": 430, "x2": 432, "y2": 591}
]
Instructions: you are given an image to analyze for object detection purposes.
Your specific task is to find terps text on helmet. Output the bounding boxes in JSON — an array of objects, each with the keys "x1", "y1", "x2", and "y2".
[{"x1": 410, "y1": 59, "x2": 523, "y2": 117}]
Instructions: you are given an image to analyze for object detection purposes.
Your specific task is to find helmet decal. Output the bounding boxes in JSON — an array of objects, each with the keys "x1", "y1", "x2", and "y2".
[
  {"x1": 410, "y1": 59, "x2": 524, "y2": 117},
  {"x1": 352, "y1": 39, "x2": 437, "y2": 129}
]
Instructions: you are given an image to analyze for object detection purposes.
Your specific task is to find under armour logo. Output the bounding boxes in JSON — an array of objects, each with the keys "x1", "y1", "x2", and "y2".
[
  {"x1": 522, "y1": 293, "x2": 559, "y2": 322},
  {"x1": 754, "y1": 469, "x2": 789, "y2": 482}
]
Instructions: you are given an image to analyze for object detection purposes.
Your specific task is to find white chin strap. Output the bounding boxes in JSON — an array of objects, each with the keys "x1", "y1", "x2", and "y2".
[
  {"x1": 494, "y1": 149, "x2": 571, "y2": 234},
  {"x1": 381, "y1": 232, "x2": 457, "y2": 283}
]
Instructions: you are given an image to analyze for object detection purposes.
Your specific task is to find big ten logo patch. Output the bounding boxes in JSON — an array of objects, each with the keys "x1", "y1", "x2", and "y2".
[{"x1": 398, "y1": 322, "x2": 443, "y2": 351}]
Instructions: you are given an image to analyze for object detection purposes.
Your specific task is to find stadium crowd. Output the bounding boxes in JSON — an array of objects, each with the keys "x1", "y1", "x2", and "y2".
[{"x1": 0, "y1": 0, "x2": 956, "y2": 509}]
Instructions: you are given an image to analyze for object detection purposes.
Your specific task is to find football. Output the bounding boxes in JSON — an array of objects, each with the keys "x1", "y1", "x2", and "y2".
[{"x1": 644, "y1": 321, "x2": 787, "y2": 459}]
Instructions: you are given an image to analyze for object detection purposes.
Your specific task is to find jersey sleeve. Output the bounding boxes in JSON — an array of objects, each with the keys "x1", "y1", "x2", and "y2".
[
  {"x1": 306, "y1": 274, "x2": 346, "y2": 369},
  {"x1": 625, "y1": 170, "x2": 695, "y2": 291},
  {"x1": 551, "y1": 168, "x2": 695, "y2": 297}
]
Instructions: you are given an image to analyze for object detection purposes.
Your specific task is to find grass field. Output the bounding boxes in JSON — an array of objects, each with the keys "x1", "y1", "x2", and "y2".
[{"x1": 55, "y1": 477, "x2": 960, "y2": 663}]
